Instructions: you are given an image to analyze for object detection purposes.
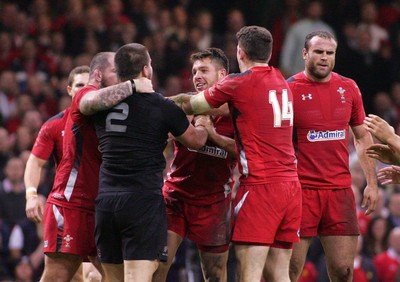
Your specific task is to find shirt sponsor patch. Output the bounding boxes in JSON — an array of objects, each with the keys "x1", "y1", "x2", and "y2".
[
  {"x1": 307, "y1": 129, "x2": 346, "y2": 142},
  {"x1": 188, "y1": 145, "x2": 228, "y2": 159}
]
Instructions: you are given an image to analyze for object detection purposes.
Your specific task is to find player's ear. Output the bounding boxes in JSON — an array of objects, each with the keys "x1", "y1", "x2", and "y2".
[
  {"x1": 218, "y1": 68, "x2": 227, "y2": 80},
  {"x1": 302, "y1": 48, "x2": 308, "y2": 60},
  {"x1": 93, "y1": 69, "x2": 102, "y2": 83}
]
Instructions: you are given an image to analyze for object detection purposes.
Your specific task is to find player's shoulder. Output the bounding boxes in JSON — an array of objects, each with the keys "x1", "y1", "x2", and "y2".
[
  {"x1": 331, "y1": 72, "x2": 360, "y2": 91},
  {"x1": 286, "y1": 72, "x2": 306, "y2": 85},
  {"x1": 74, "y1": 85, "x2": 98, "y2": 100}
]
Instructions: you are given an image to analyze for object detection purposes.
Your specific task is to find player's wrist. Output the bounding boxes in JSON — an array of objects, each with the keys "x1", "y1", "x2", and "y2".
[
  {"x1": 26, "y1": 187, "x2": 38, "y2": 200},
  {"x1": 129, "y1": 79, "x2": 136, "y2": 95}
]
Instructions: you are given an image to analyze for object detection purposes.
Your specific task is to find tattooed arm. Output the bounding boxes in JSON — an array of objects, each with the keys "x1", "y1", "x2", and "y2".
[{"x1": 79, "y1": 78, "x2": 153, "y2": 115}]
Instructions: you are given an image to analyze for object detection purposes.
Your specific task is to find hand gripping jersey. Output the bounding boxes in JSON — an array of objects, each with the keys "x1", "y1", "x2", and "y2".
[
  {"x1": 48, "y1": 85, "x2": 102, "y2": 211},
  {"x1": 164, "y1": 114, "x2": 237, "y2": 205},
  {"x1": 204, "y1": 66, "x2": 298, "y2": 185},
  {"x1": 288, "y1": 72, "x2": 366, "y2": 189}
]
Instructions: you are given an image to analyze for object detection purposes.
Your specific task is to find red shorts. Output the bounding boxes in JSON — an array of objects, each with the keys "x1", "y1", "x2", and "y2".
[
  {"x1": 165, "y1": 195, "x2": 232, "y2": 253},
  {"x1": 300, "y1": 188, "x2": 360, "y2": 236},
  {"x1": 232, "y1": 181, "x2": 302, "y2": 245},
  {"x1": 43, "y1": 203, "x2": 97, "y2": 258}
]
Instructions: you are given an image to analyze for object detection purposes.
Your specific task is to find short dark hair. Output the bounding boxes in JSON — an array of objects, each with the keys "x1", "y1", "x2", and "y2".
[
  {"x1": 190, "y1": 47, "x2": 229, "y2": 72},
  {"x1": 67, "y1": 65, "x2": 89, "y2": 86},
  {"x1": 236, "y1": 26, "x2": 273, "y2": 63},
  {"x1": 304, "y1": 30, "x2": 337, "y2": 50},
  {"x1": 115, "y1": 43, "x2": 149, "y2": 81},
  {"x1": 90, "y1": 52, "x2": 115, "y2": 72}
]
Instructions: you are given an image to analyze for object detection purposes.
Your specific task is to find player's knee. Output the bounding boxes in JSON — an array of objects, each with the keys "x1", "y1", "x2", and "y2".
[
  {"x1": 329, "y1": 264, "x2": 353, "y2": 282},
  {"x1": 201, "y1": 258, "x2": 226, "y2": 281}
]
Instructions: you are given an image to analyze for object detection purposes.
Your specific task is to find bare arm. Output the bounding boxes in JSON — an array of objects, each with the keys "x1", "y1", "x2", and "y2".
[
  {"x1": 24, "y1": 154, "x2": 47, "y2": 223},
  {"x1": 364, "y1": 114, "x2": 400, "y2": 155},
  {"x1": 174, "y1": 123, "x2": 208, "y2": 150},
  {"x1": 194, "y1": 115, "x2": 236, "y2": 158},
  {"x1": 203, "y1": 103, "x2": 230, "y2": 117},
  {"x1": 170, "y1": 91, "x2": 213, "y2": 115},
  {"x1": 352, "y1": 124, "x2": 378, "y2": 215},
  {"x1": 80, "y1": 78, "x2": 153, "y2": 115}
]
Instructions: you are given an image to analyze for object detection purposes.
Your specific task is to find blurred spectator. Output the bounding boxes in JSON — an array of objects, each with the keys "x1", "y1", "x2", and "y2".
[
  {"x1": 0, "y1": 156, "x2": 26, "y2": 227},
  {"x1": 13, "y1": 256, "x2": 34, "y2": 282},
  {"x1": 352, "y1": 184, "x2": 371, "y2": 235},
  {"x1": 372, "y1": 91, "x2": 397, "y2": 127},
  {"x1": 374, "y1": 227, "x2": 400, "y2": 282},
  {"x1": 269, "y1": 0, "x2": 300, "y2": 67},
  {"x1": 0, "y1": 71, "x2": 19, "y2": 125},
  {"x1": 363, "y1": 216, "x2": 391, "y2": 258},
  {"x1": 387, "y1": 192, "x2": 400, "y2": 229},
  {"x1": 0, "y1": 32, "x2": 18, "y2": 73},
  {"x1": 280, "y1": 0, "x2": 334, "y2": 77},
  {"x1": 0, "y1": 2, "x2": 18, "y2": 32},
  {"x1": 0, "y1": 127, "x2": 12, "y2": 181},
  {"x1": 0, "y1": 219, "x2": 11, "y2": 281},
  {"x1": 162, "y1": 75, "x2": 183, "y2": 98},
  {"x1": 224, "y1": 8, "x2": 246, "y2": 39},
  {"x1": 390, "y1": 81, "x2": 400, "y2": 132},
  {"x1": 21, "y1": 109, "x2": 43, "y2": 140},
  {"x1": 353, "y1": 235, "x2": 378, "y2": 282},
  {"x1": 378, "y1": 0, "x2": 400, "y2": 30},
  {"x1": 335, "y1": 24, "x2": 392, "y2": 114},
  {"x1": 193, "y1": 9, "x2": 222, "y2": 50},
  {"x1": 13, "y1": 126, "x2": 33, "y2": 156},
  {"x1": 26, "y1": 75, "x2": 58, "y2": 119},
  {"x1": 10, "y1": 11, "x2": 31, "y2": 50},
  {"x1": 372, "y1": 188, "x2": 390, "y2": 219},
  {"x1": 359, "y1": 1, "x2": 389, "y2": 53},
  {"x1": 52, "y1": 0, "x2": 86, "y2": 56},
  {"x1": 10, "y1": 38, "x2": 55, "y2": 92},
  {"x1": 4, "y1": 94, "x2": 34, "y2": 134},
  {"x1": 8, "y1": 196, "x2": 46, "y2": 281},
  {"x1": 34, "y1": 14, "x2": 53, "y2": 51}
]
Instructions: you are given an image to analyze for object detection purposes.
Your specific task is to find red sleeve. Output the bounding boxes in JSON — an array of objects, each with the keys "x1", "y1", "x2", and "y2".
[
  {"x1": 31, "y1": 123, "x2": 56, "y2": 161},
  {"x1": 349, "y1": 79, "x2": 366, "y2": 127},
  {"x1": 204, "y1": 75, "x2": 238, "y2": 108}
]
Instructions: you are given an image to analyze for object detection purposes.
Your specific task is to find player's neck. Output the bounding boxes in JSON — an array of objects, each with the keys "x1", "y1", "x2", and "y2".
[
  {"x1": 303, "y1": 70, "x2": 332, "y2": 83},
  {"x1": 240, "y1": 62, "x2": 269, "y2": 72}
]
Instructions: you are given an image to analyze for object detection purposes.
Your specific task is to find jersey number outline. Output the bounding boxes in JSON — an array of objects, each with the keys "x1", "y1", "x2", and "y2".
[
  {"x1": 105, "y1": 102, "x2": 129, "y2": 132},
  {"x1": 269, "y1": 89, "x2": 293, "y2": 127}
]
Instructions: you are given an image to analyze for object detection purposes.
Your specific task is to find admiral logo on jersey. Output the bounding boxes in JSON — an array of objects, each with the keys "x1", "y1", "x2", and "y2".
[
  {"x1": 307, "y1": 129, "x2": 346, "y2": 142},
  {"x1": 188, "y1": 145, "x2": 228, "y2": 159}
]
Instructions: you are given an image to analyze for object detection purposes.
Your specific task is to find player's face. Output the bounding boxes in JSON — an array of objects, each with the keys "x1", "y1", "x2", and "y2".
[
  {"x1": 68, "y1": 73, "x2": 89, "y2": 97},
  {"x1": 192, "y1": 58, "x2": 225, "y2": 92},
  {"x1": 303, "y1": 36, "x2": 337, "y2": 82},
  {"x1": 101, "y1": 56, "x2": 118, "y2": 88}
]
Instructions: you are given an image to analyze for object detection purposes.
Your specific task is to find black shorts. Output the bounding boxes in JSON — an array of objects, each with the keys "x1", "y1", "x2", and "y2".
[{"x1": 95, "y1": 191, "x2": 168, "y2": 264}]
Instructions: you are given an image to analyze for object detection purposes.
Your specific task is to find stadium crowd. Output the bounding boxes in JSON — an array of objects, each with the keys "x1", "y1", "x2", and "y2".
[{"x1": 1, "y1": 0, "x2": 400, "y2": 281}]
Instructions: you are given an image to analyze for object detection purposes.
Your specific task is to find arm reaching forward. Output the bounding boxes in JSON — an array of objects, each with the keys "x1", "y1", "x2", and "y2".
[
  {"x1": 80, "y1": 78, "x2": 154, "y2": 115},
  {"x1": 364, "y1": 114, "x2": 400, "y2": 156},
  {"x1": 169, "y1": 91, "x2": 213, "y2": 115}
]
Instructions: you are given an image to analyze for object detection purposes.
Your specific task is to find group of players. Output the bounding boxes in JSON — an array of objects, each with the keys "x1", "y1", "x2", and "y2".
[{"x1": 23, "y1": 24, "x2": 385, "y2": 282}]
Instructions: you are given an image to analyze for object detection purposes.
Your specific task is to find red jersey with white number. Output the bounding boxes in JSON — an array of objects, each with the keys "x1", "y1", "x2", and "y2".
[
  {"x1": 204, "y1": 66, "x2": 298, "y2": 185},
  {"x1": 31, "y1": 109, "x2": 70, "y2": 165},
  {"x1": 48, "y1": 85, "x2": 101, "y2": 211},
  {"x1": 288, "y1": 72, "x2": 365, "y2": 189},
  {"x1": 164, "y1": 115, "x2": 236, "y2": 205}
]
